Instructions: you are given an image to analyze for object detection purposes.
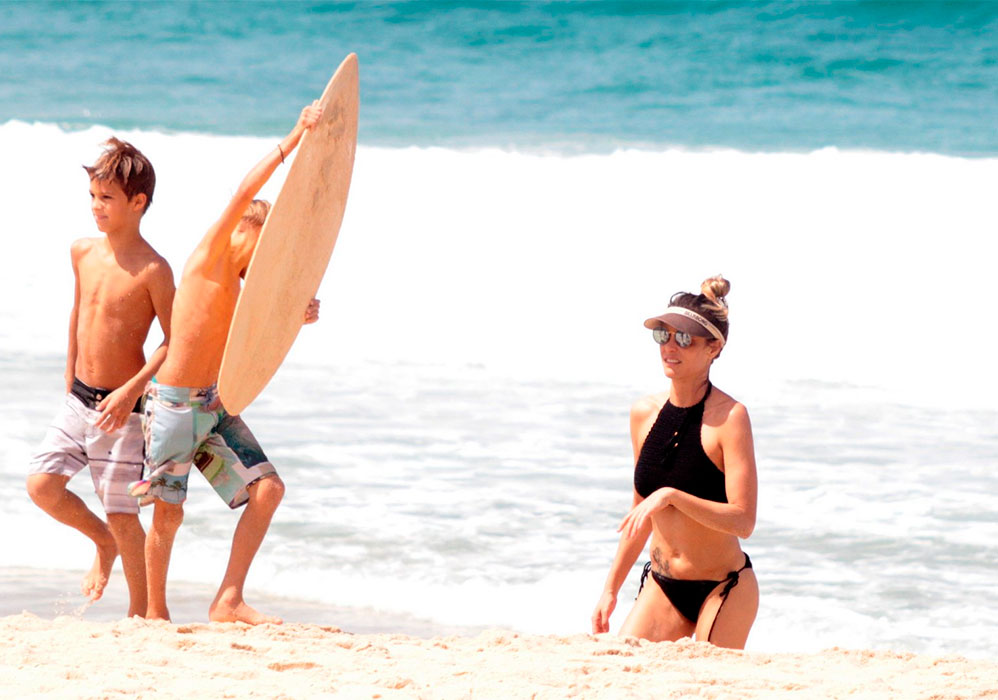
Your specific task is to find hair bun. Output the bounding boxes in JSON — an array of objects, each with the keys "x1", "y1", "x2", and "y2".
[{"x1": 701, "y1": 275, "x2": 730, "y2": 307}]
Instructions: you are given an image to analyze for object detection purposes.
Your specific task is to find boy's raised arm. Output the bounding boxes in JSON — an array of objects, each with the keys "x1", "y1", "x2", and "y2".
[{"x1": 199, "y1": 102, "x2": 323, "y2": 262}]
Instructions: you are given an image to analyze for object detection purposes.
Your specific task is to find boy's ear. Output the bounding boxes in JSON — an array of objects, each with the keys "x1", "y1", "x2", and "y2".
[{"x1": 130, "y1": 193, "x2": 148, "y2": 212}]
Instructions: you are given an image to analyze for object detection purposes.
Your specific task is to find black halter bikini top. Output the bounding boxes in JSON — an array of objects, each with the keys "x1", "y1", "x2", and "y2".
[{"x1": 633, "y1": 383, "x2": 727, "y2": 503}]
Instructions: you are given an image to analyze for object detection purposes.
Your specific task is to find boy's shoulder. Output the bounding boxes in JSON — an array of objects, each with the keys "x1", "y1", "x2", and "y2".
[
  {"x1": 69, "y1": 236, "x2": 101, "y2": 262},
  {"x1": 135, "y1": 238, "x2": 172, "y2": 271},
  {"x1": 128, "y1": 240, "x2": 174, "y2": 291},
  {"x1": 132, "y1": 241, "x2": 175, "y2": 303},
  {"x1": 71, "y1": 236, "x2": 173, "y2": 284}
]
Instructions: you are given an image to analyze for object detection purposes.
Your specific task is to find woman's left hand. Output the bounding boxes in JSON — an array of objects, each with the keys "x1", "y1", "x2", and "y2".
[{"x1": 617, "y1": 487, "x2": 675, "y2": 539}]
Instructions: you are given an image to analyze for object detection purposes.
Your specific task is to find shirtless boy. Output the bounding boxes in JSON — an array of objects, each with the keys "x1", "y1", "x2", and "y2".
[
  {"x1": 131, "y1": 102, "x2": 322, "y2": 625},
  {"x1": 26, "y1": 139, "x2": 175, "y2": 616}
]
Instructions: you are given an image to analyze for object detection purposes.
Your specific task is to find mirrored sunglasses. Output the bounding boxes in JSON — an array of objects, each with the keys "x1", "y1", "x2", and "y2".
[{"x1": 652, "y1": 327, "x2": 694, "y2": 348}]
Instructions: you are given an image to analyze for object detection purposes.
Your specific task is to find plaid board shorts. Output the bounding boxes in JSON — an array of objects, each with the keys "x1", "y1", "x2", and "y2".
[
  {"x1": 28, "y1": 382, "x2": 144, "y2": 515},
  {"x1": 140, "y1": 381, "x2": 277, "y2": 509}
]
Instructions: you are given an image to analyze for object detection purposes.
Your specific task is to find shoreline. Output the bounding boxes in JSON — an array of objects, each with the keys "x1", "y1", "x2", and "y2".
[
  {"x1": 0, "y1": 567, "x2": 480, "y2": 638},
  {"x1": 3, "y1": 613, "x2": 995, "y2": 699}
]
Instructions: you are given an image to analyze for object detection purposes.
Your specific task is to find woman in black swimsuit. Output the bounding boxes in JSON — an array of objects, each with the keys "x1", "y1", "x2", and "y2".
[{"x1": 591, "y1": 275, "x2": 759, "y2": 648}]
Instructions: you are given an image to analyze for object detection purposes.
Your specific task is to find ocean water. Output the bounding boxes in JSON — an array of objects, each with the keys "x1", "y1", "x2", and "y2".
[
  {"x1": 3, "y1": 0, "x2": 997, "y2": 153},
  {"x1": 2, "y1": 1, "x2": 997, "y2": 659}
]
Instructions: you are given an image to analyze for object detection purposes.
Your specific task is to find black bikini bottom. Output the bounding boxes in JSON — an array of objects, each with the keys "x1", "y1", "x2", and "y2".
[{"x1": 640, "y1": 554, "x2": 752, "y2": 637}]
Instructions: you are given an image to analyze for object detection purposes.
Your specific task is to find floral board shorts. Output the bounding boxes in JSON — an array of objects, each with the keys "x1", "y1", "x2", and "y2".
[{"x1": 134, "y1": 381, "x2": 276, "y2": 509}]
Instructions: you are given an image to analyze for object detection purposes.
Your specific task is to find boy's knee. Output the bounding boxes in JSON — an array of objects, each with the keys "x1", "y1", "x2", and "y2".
[
  {"x1": 250, "y1": 475, "x2": 285, "y2": 508},
  {"x1": 26, "y1": 473, "x2": 68, "y2": 508},
  {"x1": 152, "y1": 502, "x2": 184, "y2": 533},
  {"x1": 106, "y1": 512, "x2": 143, "y2": 536}
]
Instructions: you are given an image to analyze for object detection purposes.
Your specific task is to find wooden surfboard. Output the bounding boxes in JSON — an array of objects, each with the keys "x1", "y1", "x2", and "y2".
[{"x1": 218, "y1": 54, "x2": 359, "y2": 415}]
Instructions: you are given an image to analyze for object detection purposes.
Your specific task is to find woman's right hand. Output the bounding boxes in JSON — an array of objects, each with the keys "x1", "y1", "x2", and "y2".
[{"x1": 591, "y1": 590, "x2": 617, "y2": 634}]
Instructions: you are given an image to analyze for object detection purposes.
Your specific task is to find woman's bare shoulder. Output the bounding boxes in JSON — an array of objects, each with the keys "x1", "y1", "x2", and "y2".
[
  {"x1": 706, "y1": 386, "x2": 751, "y2": 429},
  {"x1": 630, "y1": 391, "x2": 668, "y2": 422}
]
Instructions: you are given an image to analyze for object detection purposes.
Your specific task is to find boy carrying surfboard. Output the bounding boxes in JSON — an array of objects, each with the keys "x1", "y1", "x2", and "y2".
[
  {"x1": 26, "y1": 138, "x2": 175, "y2": 617},
  {"x1": 131, "y1": 102, "x2": 322, "y2": 624}
]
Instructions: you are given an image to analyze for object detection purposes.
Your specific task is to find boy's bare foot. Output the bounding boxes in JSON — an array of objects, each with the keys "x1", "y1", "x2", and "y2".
[
  {"x1": 209, "y1": 591, "x2": 282, "y2": 625},
  {"x1": 82, "y1": 538, "x2": 118, "y2": 601},
  {"x1": 145, "y1": 608, "x2": 171, "y2": 622}
]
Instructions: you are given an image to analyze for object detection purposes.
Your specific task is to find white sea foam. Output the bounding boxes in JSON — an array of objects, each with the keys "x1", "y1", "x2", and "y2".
[
  {"x1": 3, "y1": 120, "x2": 996, "y2": 404},
  {"x1": 2, "y1": 122, "x2": 996, "y2": 656}
]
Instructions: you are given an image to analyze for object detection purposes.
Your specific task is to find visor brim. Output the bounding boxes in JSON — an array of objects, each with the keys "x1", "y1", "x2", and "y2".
[{"x1": 643, "y1": 313, "x2": 714, "y2": 338}]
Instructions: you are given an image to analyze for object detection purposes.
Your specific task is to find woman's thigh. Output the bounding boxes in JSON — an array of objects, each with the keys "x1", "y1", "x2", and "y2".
[
  {"x1": 619, "y1": 577, "x2": 695, "y2": 642},
  {"x1": 695, "y1": 568, "x2": 759, "y2": 649}
]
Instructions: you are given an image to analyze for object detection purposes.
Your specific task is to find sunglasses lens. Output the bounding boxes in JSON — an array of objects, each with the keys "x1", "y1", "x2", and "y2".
[{"x1": 652, "y1": 327, "x2": 694, "y2": 347}]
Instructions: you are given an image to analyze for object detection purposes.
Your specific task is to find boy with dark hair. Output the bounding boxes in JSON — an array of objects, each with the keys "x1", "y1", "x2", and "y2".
[
  {"x1": 132, "y1": 102, "x2": 321, "y2": 624},
  {"x1": 27, "y1": 138, "x2": 175, "y2": 617}
]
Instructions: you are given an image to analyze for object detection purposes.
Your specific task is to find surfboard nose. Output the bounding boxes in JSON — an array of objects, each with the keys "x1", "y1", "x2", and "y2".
[{"x1": 218, "y1": 54, "x2": 359, "y2": 416}]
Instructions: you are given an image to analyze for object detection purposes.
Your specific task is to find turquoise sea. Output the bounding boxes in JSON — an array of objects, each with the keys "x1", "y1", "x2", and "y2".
[
  {"x1": 1, "y1": 0, "x2": 997, "y2": 659},
  {"x1": 3, "y1": 0, "x2": 997, "y2": 152}
]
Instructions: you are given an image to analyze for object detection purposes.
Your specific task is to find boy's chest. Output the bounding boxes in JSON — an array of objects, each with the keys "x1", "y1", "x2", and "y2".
[{"x1": 78, "y1": 258, "x2": 147, "y2": 310}]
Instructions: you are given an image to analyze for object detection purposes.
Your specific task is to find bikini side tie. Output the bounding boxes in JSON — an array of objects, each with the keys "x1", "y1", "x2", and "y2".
[{"x1": 707, "y1": 555, "x2": 753, "y2": 642}]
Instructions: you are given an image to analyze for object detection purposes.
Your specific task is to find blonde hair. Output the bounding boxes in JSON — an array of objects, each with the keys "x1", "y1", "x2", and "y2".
[
  {"x1": 669, "y1": 275, "x2": 731, "y2": 340},
  {"x1": 699, "y1": 275, "x2": 730, "y2": 322},
  {"x1": 241, "y1": 199, "x2": 271, "y2": 228}
]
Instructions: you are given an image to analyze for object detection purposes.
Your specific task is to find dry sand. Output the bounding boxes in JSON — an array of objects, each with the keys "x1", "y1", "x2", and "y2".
[{"x1": 2, "y1": 613, "x2": 996, "y2": 699}]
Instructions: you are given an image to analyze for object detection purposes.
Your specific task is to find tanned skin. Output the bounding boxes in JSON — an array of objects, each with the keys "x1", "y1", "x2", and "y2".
[
  {"x1": 26, "y1": 176, "x2": 174, "y2": 617},
  {"x1": 591, "y1": 324, "x2": 759, "y2": 649},
  {"x1": 146, "y1": 102, "x2": 322, "y2": 625}
]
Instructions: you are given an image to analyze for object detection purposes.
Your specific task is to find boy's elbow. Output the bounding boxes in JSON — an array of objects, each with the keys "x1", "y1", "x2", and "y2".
[{"x1": 234, "y1": 180, "x2": 260, "y2": 203}]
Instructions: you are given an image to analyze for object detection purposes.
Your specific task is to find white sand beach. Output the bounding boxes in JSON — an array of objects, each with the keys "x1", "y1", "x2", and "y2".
[{"x1": 3, "y1": 613, "x2": 996, "y2": 699}]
